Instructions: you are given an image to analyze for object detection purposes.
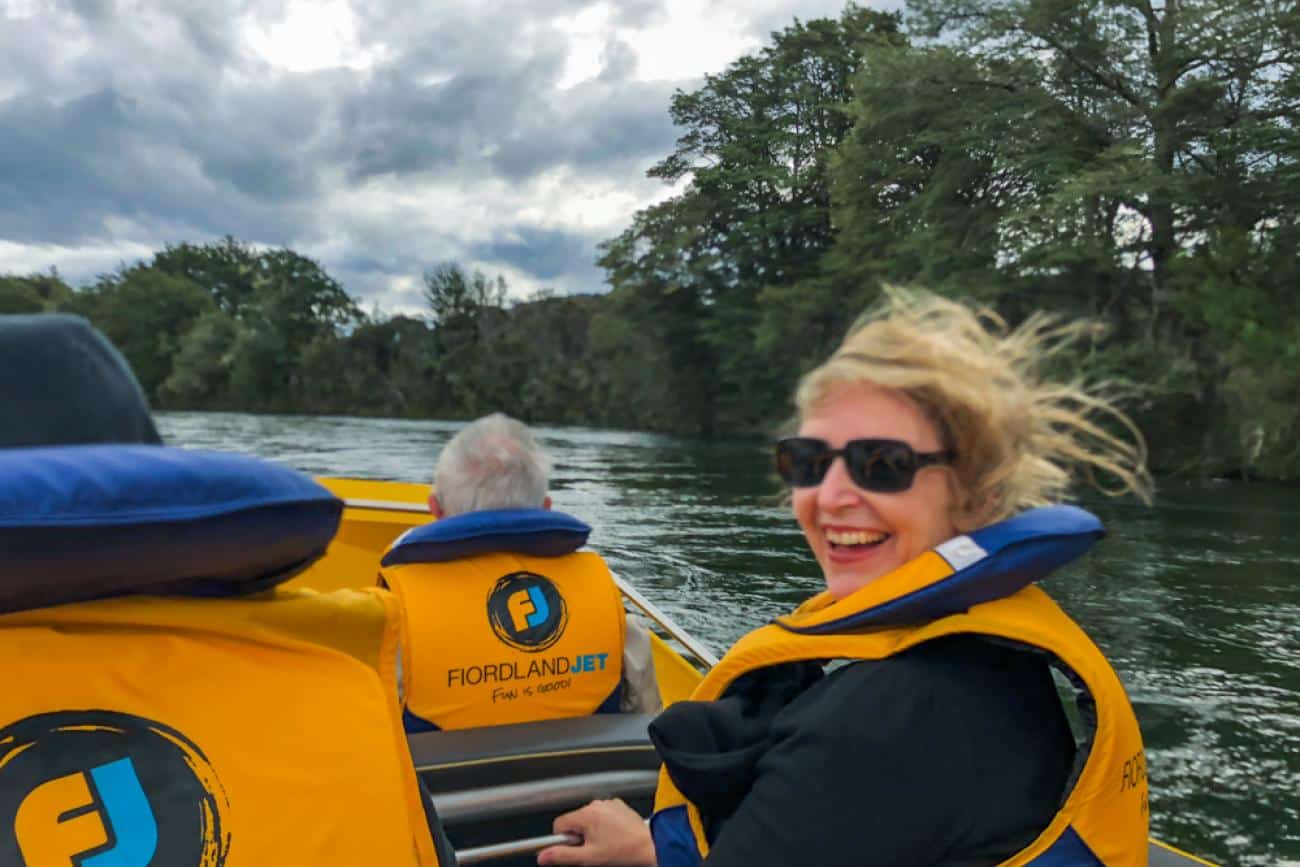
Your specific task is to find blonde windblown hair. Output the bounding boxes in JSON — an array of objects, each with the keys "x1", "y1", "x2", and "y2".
[{"x1": 795, "y1": 288, "x2": 1153, "y2": 527}]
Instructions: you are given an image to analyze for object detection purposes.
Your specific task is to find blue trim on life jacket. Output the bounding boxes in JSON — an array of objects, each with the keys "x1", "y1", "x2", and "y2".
[
  {"x1": 650, "y1": 805, "x2": 703, "y2": 867},
  {"x1": 381, "y1": 508, "x2": 591, "y2": 567},
  {"x1": 0, "y1": 444, "x2": 342, "y2": 613},
  {"x1": 1025, "y1": 825, "x2": 1105, "y2": 865},
  {"x1": 594, "y1": 680, "x2": 624, "y2": 715},
  {"x1": 403, "y1": 707, "x2": 441, "y2": 734},
  {"x1": 781, "y1": 505, "x2": 1105, "y2": 634}
]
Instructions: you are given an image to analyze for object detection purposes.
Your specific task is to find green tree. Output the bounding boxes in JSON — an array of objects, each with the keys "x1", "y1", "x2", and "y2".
[
  {"x1": 422, "y1": 262, "x2": 507, "y2": 325},
  {"x1": 904, "y1": 0, "x2": 1298, "y2": 299},
  {"x1": 153, "y1": 238, "x2": 362, "y2": 407},
  {"x1": 596, "y1": 203, "x2": 720, "y2": 435},
  {"x1": 295, "y1": 315, "x2": 440, "y2": 416},
  {"x1": 601, "y1": 5, "x2": 904, "y2": 433},
  {"x1": 159, "y1": 309, "x2": 243, "y2": 408},
  {"x1": 0, "y1": 271, "x2": 74, "y2": 314},
  {"x1": 823, "y1": 0, "x2": 1299, "y2": 474},
  {"x1": 64, "y1": 265, "x2": 214, "y2": 397},
  {"x1": 225, "y1": 312, "x2": 292, "y2": 410},
  {"x1": 256, "y1": 247, "x2": 362, "y2": 350},
  {"x1": 485, "y1": 294, "x2": 599, "y2": 423},
  {"x1": 152, "y1": 237, "x2": 262, "y2": 317},
  {"x1": 422, "y1": 263, "x2": 509, "y2": 415}
]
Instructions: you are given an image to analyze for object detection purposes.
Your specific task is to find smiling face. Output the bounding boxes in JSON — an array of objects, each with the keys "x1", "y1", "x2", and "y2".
[{"x1": 793, "y1": 381, "x2": 959, "y2": 599}]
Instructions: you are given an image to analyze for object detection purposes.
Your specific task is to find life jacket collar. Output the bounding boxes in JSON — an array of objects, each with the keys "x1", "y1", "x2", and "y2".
[
  {"x1": 381, "y1": 508, "x2": 591, "y2": 567},
  {"x1": 777, "y1": 505, "x2": 1105, "y2": 634}
]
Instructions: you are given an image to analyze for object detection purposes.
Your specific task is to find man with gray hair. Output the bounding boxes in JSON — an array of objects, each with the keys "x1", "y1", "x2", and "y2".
[
  {"x1": 427, "y1": 413, "x2": 552, "y2": 518},
  {"x1": 382, "y1": 413, "x2": 660, "y2": 733}
]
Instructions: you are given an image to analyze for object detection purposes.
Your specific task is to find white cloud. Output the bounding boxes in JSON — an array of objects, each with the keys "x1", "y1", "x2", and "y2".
[
  {"x1": 0, "y1": 238, "x2": 156, "y2": 280},
  {"x1": 553, "y1": 3, "x2": 613, "y2": 89},
  {"x1": 240, "y1": 0, "x2": 390, "y2": 73},
  {"x1": 1, "y1": 0, "x2": 45, "y2": 18},
  {"x1": 623, "y1": 0, "x2": 762, "y2": 81}
]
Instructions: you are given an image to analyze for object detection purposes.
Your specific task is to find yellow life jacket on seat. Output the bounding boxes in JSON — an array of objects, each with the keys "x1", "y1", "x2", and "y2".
[
  {"x1": 652, "y1": 506, "x2": 1149, "y2": 867},
  {"x1": 379, "y1": 509, "x2": 626, "y2": 731},
  {"x1": 0, "y1": 444, "x2": 444, "y2": 866},
  {"x1": 0, "y1": 590, "x2": 443, "y2": 867}
]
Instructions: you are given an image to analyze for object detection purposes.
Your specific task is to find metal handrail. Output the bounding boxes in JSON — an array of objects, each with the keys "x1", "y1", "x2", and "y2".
[
  {"x1": 430, "y1": 770, "x2": 659, "y2": 824},
  {"x1": 456, "y1": 833, "x2": 580, "y2": 864},
  {"x1": 342, "y1": 496, "x2": 430, "y2": 514},
  {"x1": 612, "y1": 573, "x2": 718, "y2": 668}
]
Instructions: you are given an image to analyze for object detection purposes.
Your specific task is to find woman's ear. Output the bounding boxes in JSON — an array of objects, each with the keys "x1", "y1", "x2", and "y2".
[
  {"x1": 428, "y1": 492, "x2": 444, "y2": 518},
  {"x1": 947, "y1": 474, "x2": 988, "y2": 534},
  {"x1": 955, "y1": 493, "x2": 998, "y2": 533}
]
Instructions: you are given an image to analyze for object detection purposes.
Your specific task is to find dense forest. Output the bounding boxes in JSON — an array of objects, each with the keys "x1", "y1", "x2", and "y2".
[{"x1": 3, "y1": 0, "x2": 1297, "y2": 479}]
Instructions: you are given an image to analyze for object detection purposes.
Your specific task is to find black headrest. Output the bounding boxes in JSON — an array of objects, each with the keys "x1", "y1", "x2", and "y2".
[{"x1": 0, "y1": 313, "x2": 162, "y2": 448}]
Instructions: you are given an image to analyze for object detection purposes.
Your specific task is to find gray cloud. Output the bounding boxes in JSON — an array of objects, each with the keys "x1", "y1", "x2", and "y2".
[
  {"x1": 488, "y1": 75, "x2": 681, "y2": 181},
  {"x1": 0, "y1": 0, "x2": 870, "y2": 301},
  {"x1": 470, "y1": 225, "x2": 602, "y2": 282},
  {"x1": 0, "y1": 84, "x2": 313, "y2": 246}
]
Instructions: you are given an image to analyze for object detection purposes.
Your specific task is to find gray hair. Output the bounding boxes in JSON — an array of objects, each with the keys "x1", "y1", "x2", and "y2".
[{"x1": 433, "y1": 413, "x2": 552, "y2": 516}]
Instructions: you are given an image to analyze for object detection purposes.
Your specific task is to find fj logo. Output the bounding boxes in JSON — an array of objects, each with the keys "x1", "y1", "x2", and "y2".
[
  {"x1": 508, "y1": 585, "x2": 551, "y2": 632},
  {"x1": 15, "y1": 757, "x2": 157, "y2": 867},
  {"x1": 0, "y1": 711, "x2": 231, "y2": 867},
  {"x1": 488, "y1": 571, "x2": 568, "y2": 652}
]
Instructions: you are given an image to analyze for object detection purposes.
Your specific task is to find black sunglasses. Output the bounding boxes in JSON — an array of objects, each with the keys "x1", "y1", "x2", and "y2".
[{"x1": 775, "y1": 437, "x2": 954, "y2": 493}]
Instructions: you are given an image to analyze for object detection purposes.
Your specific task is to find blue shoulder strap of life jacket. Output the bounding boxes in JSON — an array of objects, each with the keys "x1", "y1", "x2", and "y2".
[
  {"x1": 778, "y1": 505, "x2": 1105, "y2": 633},
  {"x1": 381, "y1": 508, "x2": 591, "y2": 567},
  {"x1": 0, "y1": 444, "x2": 342, "y2": 614}
]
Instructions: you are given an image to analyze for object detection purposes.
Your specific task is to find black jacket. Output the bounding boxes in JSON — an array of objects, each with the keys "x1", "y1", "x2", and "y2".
[{"x1": 649, "y1": 634, "x2": 1075, "y2": 867}]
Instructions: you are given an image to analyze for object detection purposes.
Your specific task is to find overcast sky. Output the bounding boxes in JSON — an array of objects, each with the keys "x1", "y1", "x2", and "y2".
[{"x1": 0, "y1": 0, "x2": 898, "y2": 313}]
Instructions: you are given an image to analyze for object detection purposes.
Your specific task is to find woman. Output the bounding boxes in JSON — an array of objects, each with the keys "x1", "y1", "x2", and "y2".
[{"x1": 540, "y1": 289, "x2": 1153, "y2": 867}]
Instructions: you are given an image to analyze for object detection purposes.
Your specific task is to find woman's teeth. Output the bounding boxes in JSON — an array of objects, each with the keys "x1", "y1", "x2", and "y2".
[{"x1": 826, "y1": 529, "x2": 888, "y2": 547}]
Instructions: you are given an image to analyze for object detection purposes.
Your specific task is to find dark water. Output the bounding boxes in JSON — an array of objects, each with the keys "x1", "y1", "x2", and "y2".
[{"x1": 157, "y1": 411, "x2": 1300, "y2": 867}]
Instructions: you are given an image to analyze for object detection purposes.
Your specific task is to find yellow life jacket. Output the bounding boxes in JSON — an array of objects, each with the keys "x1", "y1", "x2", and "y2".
[
  {"x1": 380, "y1": 509, "x2": 626, "y2": 731},
  {"x1": 652, "y1": 506, "x2": 1148, "y2": 867},
  {"x1": 0, "y1": 589, "x2": 443, "y2": 867}
]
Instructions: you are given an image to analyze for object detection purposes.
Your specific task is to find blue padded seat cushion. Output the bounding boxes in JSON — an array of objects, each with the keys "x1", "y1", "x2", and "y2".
[
  {"x1": 382, "y1": 508, "x2": 590, "y2": 567},
  {"x1": 0, "y1": 444, "x2": 343, "y2": 613}
]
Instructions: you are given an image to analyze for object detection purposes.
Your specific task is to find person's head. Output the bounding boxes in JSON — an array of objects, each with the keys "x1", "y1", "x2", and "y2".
[
  {"x1": 782, "y1": 287, "x2": 1152, "y2": 599},
  {"x1": 430, "y1": 413, "x2": 552, "y2": 518},
  {"x1": 0, "y1": 314, "x2": 161, "y2": 448}
]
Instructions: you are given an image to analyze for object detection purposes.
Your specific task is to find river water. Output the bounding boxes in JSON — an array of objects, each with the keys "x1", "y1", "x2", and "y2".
[{"x1": 157, "y1": 411, "x2": 1300, "y2": 867}]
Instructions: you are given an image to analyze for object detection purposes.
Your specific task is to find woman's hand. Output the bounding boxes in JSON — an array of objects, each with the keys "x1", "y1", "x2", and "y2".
[{"x1": 536, "y1": 798, "x2": 657, "y2": 866}]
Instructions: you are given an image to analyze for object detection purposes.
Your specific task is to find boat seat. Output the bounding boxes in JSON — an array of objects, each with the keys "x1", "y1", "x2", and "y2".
[{"x1": 411, "y1": 714, "x2": 660, "y2": 865}]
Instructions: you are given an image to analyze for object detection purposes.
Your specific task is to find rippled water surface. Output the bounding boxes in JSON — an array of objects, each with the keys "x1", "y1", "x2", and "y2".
[{"x1": 158, "y1": 411, "x2": 1300, "y2": 866}]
